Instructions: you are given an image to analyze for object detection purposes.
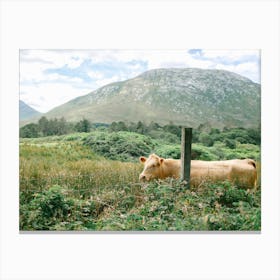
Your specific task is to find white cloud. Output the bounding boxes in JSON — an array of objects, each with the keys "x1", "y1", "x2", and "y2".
[
  {"x1": 21, "y1": 50, "x2": 88, "y2": 69},
  {"x1": 87, "y1": 71, "x2": 104, "y2": 80},
  {"x1": 20, "y1": 83, "x2": 92, "y2": 113},
  {"x1": 214, "y1": 61, "x2": 260, "y2": 82},
  {"x1": 201, "y1": 49, "x2": 260, "y2": 62},
  {"x1": 95, "y1": 76, "x2": 120, "y2": 88}
]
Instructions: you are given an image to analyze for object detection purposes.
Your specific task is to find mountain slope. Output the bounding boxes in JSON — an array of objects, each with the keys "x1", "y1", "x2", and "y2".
[
  {"x1": 19, "y1": 100, "x2": 41, "y2": 121},
  {"x1": 45, "y1": 68, "x2": 261, "y2": 128}
]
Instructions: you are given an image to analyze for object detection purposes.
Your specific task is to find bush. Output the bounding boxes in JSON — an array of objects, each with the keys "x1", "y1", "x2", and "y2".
[
  {"x1": 224, "y1": 138, "x2": 237, "y2": 149},
  {"x1": 83, "y1": 131, "x2": 155, "y2": 161},
  {"x1": 147, "y1": 131, "x2": 180, "y2": 144},
  {"x1": 21, "y1": 186, "x2": 74, "y2": 230},
  {"x1": 154, "y1": 145, "x2": 181, "y2": 159},
  {"x1": 198, "y1": 132, "x2": 214, "y2": 147},
  {"x1": 20, "y1": 185, "x2": 102, "y2": 231},
  {"x1": 192, "y1": 144, "x2": 219, "y2": 160},
  {"x1": 20, "y1": 123, "x2": 39, "y2": 138}
]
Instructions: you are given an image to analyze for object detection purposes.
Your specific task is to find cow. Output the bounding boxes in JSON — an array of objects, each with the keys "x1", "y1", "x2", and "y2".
[{"x1": 139, "y1": 153, "x2": 257, "y2": 190}]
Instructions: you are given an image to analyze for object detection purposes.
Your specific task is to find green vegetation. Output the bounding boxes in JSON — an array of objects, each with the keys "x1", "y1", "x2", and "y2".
[
  {"x1": 20, "y1": 116, "x2": 94, "y2": 138},
  {"x1": 20, "y1": 180, "x2": 261, "y2": 231},
  {"x1": 83, "y1": 131, "x2": 155, "y2": 161},
  {"x1": 20, "y1": 118, "x2": 260, "y2": 160},
  {"x1": 20, "y1": 122, "x2": 261, "y2": 231}
]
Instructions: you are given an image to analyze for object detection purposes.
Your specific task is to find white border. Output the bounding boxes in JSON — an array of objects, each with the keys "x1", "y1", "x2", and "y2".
[{"x1": 1, "y1": 1, "x2": 279, "y2": 279}]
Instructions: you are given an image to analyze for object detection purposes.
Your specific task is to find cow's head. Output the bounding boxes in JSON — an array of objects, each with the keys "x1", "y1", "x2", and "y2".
[{"x1": 139, "y1": 154, "x2": 164, "y2": 182}]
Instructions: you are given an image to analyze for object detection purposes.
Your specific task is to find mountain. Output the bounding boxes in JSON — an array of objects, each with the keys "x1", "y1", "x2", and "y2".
[
  {"x1": 19, "y1": 100, "x2": 41, "y2": 121},
  {"x1": 44, "y1": 68, "x2": 261, "y2": 128}
]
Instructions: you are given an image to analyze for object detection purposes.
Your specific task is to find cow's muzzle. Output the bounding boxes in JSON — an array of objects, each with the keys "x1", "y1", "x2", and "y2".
[{"x1": 139, "y1": 174, "x2": 149, "y2": 182}]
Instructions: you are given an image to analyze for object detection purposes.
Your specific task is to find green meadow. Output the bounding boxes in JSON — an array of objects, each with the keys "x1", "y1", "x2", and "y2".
[{"x1": 20, "y1": 125, "x2": 261, "y2": 231}]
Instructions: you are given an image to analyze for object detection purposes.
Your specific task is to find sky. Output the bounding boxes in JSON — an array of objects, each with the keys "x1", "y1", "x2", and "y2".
[{"x1": 20, "y1": 49, "x2": 260, "y2": 113}]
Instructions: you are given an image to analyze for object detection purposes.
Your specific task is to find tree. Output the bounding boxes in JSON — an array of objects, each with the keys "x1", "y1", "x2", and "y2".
[
  {"x1": 247, "y1": 128, "x2": 261, "y2": 145},
  {"x1": 20, "y1": 123, "x2": 39, "y2": 138},
  {"x1": 197, "y1": 122, "x2": 212, "y2": 133},
  {"x1": 135, "y1": 121, "x2": 147, "y2": 134},
  {"x1": 55, "y1": 117, "x2": 68, "y2": 135},
  {"x1": 38, "y1": 116, "x2": 49, "y2": 136},
  {"x1": 117, "y1": 121, "x2": 128, "y2": 131},
  {"x1": 109, "y1": 121, "x2": 127, "y2": 132},
  {"x1": 192, "y1": 129, "x2": 200, "y2": 143},
  {"x1": 109, "y1": 122, "x2": 118, "y2": 132},
  {"x1": 148, "y1": 121, "x2": 161, "y2": 132},
  {"x1": 127, "y1": 122, "x2": 137, "y2": 133},
  {"x1": 75, "y1": 118, "x2": 91, "y2": 132},
  {"x1": 224, "y1": 138, "x2": 236, "y2": 149},
  {"x1": 210, "y1": 128, "x2": 220, "y2": 135},
  {"x1": 163, "y1": 122, "x2": 181, "y2": 137},
  {"x1": 198, "y1": 132, "x2": 214, "y2": 147}
]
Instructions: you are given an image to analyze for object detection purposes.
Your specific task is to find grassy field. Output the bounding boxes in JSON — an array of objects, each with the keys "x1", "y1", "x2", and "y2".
[{"x1": 20, "y1": 133, "x2": 261, "y2": 231}]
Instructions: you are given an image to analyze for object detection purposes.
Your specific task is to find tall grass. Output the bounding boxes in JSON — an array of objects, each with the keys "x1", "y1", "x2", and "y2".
[
  {"x1": 20, "y1": 142, "x2": 142, "y2": 192},
  {"x1": 20, "y1": 135, "x2": 261, "y2": 231}
]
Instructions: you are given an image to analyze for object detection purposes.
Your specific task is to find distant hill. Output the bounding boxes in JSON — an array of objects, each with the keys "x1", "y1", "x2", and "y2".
[
  {"x1": 19, "y1": 100, "x2": 41, "y2": 121},
  {"x1": 36, "y1": 68, "x2": 261, "y2": 128}
]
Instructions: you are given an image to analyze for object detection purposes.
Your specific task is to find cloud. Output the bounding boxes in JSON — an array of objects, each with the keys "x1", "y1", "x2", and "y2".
[
  {"x1": 87, "y1": 71, "x2": 104, "y2": 80},
  {"x1": 20, "y1": 83, "x2": 92, "y2": 113},
  {"x1": 214, "y1": 61, "x2": 260, "y2": 82},
  {"x1": 199, "y1": 50, "x2": 260, "y2": 63},
  {"x1": 187, "y1": 49, "x2": 260, "y2": 81}
]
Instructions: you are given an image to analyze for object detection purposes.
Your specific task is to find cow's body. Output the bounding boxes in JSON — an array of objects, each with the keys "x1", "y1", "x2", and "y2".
[{"x1": 139, "y1": 154, "x2": 257, "y2": 189}]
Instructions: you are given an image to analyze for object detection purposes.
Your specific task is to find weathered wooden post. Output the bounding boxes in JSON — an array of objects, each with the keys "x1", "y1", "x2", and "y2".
[{"x1": 181, "y1": 127, "x2": 192, "y2": 188}]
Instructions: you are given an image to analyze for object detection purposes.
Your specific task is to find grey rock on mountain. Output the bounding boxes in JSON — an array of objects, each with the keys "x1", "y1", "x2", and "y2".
[{"x1": 37, "y1": 68, "x2": 261, "y2": 128}]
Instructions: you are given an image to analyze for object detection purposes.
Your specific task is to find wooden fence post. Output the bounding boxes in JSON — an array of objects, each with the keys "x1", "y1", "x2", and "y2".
[{"x1": 181, "y1": 127, "x2": 192, "y2": 188}]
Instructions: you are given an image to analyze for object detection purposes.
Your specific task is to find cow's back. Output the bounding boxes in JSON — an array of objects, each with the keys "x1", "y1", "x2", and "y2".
[
  {"x1": 190, "y1": 160, "x2": 232, "y2": 186},
  {"x1": 190, "y1": 159, "x2": 257, "y2": 189}
]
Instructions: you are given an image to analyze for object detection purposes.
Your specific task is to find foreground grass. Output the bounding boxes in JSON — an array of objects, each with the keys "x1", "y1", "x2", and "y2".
[
  {"x1": 20, "y1": 180, "x2": 261, "y2": 231},
  {"x1": 20, "y1": 139, "x2": 261, "y2": 231}
]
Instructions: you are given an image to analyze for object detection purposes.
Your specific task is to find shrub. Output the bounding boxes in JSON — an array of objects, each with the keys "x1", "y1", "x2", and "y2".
[
  {"x1": 147, "y1": 131, "x2": 180, "y2": 144},
  {"x1": 83, "y1": 131, "x2": 155, "y2": 161},
  {"x1": 198, "y1": 132, "x2": 214, "y2": 147},
  {"x1": 21, "y1": 186, "x2": 74, "y2": 230},
  {"x1": 20, "y1": 123, "x2": 39, "y2": 138},
  {"x1": 154, "y1": 145, "x2": 181, "y2": 159},
  {"x1": 20, "y1": 185, "x2": 102, "y2": 231},
  {"x1": 224, "y1": 138, "x2": 237, "y2": 149},
  {"x1": 192, "y1": 144, "x2": 219, "y2": 160}
]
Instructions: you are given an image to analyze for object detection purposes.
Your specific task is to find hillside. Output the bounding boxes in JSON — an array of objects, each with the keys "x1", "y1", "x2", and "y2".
[
  {"x1": 19, "y1": 100, "x2": 41, "y2": 121},
  {"x1": 43, "y1": 68, "x2": 261, "y2": 128}
]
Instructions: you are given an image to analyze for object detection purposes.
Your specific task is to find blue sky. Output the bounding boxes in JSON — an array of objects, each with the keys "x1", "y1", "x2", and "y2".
[{"x1": 20, "y1": 49, "x2": 260, "y2": 113}]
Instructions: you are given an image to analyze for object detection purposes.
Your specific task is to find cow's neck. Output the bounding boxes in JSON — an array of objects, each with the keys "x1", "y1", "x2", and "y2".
[{"x1": 160, "y1": 159, "x2": 176, "y2": 179}]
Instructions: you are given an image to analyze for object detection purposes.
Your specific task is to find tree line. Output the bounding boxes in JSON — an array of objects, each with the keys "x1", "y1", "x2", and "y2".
[
  {"x1": 110, "y1": 121, "x2": 260, "y2": 146},
  {"x1": 20, "y1": 117, "x2": 92, "y2": 138},
  {"x1": 20, "y1": 117, "x2": 260, "y2": 147}
]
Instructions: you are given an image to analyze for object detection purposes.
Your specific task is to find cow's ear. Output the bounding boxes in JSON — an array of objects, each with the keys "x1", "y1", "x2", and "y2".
[
  {"x1": 139, "y1": 156, "x2": 147, "y2": 163},
  {"x1": 159, "y1": 158, "x2": 164, "y2": 165}
]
